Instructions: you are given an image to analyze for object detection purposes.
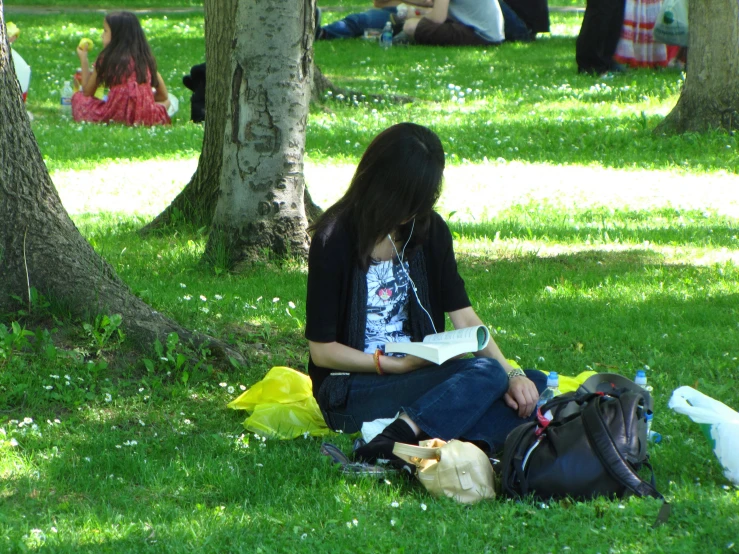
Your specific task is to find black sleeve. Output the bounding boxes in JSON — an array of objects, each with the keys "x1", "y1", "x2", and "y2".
[
  {"x1": 305, "y1": 223, "x2": 349, "y2": 343},
  {"x1": 431, "y1": 213, "x2": 471, "y2": 313}
]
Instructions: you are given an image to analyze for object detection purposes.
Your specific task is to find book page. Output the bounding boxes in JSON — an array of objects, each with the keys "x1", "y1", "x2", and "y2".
[
  {"x1": 421, "y1": 325, "x2": 489, "y2": 351},
  {"x1": 384, "y1": 340, "x2": 468, "y2": 365}
]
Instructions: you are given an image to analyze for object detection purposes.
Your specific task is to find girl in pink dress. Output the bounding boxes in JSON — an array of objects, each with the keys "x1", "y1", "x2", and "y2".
[{"x1": 72, "y1": 11, "x2": 171, "y2": 126}]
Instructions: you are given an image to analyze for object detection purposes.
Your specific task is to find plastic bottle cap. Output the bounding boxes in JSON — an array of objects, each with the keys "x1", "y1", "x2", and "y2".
[
  {"x1": 635, "y1": 370, "x2": 647, "y2": 385},
  {"x1": 546, "y1": 371, "x2": 559, "y2": 386}
]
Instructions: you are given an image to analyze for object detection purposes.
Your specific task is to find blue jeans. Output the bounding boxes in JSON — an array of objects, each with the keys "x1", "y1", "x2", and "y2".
[
  {"x1": 500, "y1": 0, "x2": 533, "y2": 42},
  {"x1": 321, "y1": 358, "x2": 546, "y2": 452},
  {"x1": 322, "y1": 8, "x2": 396, "y2": 39}
]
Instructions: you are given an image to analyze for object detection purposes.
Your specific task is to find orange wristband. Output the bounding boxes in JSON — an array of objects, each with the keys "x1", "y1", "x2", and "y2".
[{"x1": 374, "y1": 349, "x2": 385, "y2": 375}]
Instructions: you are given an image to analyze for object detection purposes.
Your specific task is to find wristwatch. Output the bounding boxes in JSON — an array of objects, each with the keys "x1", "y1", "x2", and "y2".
[{"x1": 506, "y1": 368, "x2": 527, "y2": 380}]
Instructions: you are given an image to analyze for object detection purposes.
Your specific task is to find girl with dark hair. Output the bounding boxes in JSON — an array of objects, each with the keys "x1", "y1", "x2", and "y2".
[
  {"x1": 72, "y1": 11, "x2": 171, "y2": 125},
  {"x1": 306, "y1": 123, "x2": 546, "y2": 463}
]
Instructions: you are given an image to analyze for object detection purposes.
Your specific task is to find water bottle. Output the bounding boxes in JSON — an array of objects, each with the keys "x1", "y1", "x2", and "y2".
[
  {"x1": 60, "y1": 80, "x2": 74, "y2": 115},
  {"x1": 636, "y1": 370, "x2": 661, "y2": 442},
  {"x1": 634, "y1": 370, "x2": 653, "y2": 393},
  {"x1": 645, "y1": 413, "x2": 662, "y2": 443},
  {"x1": 380, "y1": 21, "x2": 393, "y2": 49},
  {"x1": 536, "y1": 371, "x2": 561, "y2": 420}
]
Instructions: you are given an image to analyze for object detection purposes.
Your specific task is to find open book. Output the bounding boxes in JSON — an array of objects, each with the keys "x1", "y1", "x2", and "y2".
[{"x1": 384, "y1": 325, "x2": 490, "y2": 365}]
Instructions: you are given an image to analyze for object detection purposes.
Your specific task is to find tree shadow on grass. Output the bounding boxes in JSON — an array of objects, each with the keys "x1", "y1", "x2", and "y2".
[
  {"x1": 4, "y1": 381, "x2": 736, "y2": 552},
  {"x1": 2, "y1": 247, "x2": 737, "y2": 550},
  {"x1": 457, "y1": 248, "x2": 739, "y2": 387}
]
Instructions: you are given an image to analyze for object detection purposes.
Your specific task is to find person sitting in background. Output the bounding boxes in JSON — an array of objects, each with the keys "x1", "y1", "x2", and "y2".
[
  {"x1": 7, "y1": 21, "x2": 32, "y2": 103},
  {"x1": 316, "y1": 0, "x2": 432, "y2": 40},
  {"x1": 72, "y1": 11, "x2": 171, "y2": 126},
  {"x1": 576, "y1": 0, "x2": 626, "y2": 74},
  {"x1": 402, "y1": 0, "x2": 505, "y2": 46},
  {"x1": 613, "y1": 0, "x2": 679, "y2": 68},
  {"x1": 501, "y1": 0, "x2": 550, "y2": 40}
]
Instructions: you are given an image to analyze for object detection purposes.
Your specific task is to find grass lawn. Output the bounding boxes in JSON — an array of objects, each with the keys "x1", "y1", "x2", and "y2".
[{"x1": 1, "y1": 2, "x2": 738, "y2": 553}]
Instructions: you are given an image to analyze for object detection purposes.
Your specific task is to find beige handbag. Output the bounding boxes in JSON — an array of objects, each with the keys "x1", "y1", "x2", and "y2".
[{"x1": 392, "y1": 438, "x2": 496, "y2": 504}]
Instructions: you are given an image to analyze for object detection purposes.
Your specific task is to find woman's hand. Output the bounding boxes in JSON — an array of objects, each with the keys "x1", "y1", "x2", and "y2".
[
  {"x1": 504, "y1": 376, "x2": 540, "y2": 418},
  {"x1": 76, "y1": 46, "x2": 89, "y2": 61},
  {"x1": 381, "y1": 354, "x2": 432, "y2": 374}
]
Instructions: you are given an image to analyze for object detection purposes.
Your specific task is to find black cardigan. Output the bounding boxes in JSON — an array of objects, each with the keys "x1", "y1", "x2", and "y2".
[{"x1": 305, "y1": 212, "x2": 471, "y2": 404}]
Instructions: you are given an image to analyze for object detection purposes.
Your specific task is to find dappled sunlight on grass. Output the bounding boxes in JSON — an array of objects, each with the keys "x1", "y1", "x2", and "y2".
[
  {"x1": 11, "y1": 9, "x2": 737, "y2": 173},
  {"x1": 3, "y1": 204, "x2": 739, "y2": 550},
  {"x1": 3, "y1": 4, "x2": 739, "y2": 551}
]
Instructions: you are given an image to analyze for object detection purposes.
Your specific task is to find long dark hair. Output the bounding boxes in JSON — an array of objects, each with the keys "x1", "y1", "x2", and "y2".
[
  {"x1": 311, "y1": 123, "x2": 445, "y2": 271},
  {"x1": 95, "y1": 11, "x2": 159, "y2": 87}
]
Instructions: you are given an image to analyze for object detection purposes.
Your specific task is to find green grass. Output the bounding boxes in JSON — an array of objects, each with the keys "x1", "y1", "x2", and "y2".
[
  {"x1": 7, "y1": 9, "x2": 737, "y2": 173},
  {"x1": 2, "y1": 206, "x2": 738, "y2": 552},
  {"x1": 2, "y1": 3, "x2": 739, "y2": 553}
]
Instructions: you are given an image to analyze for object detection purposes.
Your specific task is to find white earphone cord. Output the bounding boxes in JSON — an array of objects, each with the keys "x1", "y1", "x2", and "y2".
[{"x1": 387, "y1": 219, "x2": 437, "y2": 334}]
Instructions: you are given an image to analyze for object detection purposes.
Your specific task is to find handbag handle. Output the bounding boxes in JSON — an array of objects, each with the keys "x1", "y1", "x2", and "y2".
[{"x1": 392, "y1": 442, "x2": 441, "y2": 463}]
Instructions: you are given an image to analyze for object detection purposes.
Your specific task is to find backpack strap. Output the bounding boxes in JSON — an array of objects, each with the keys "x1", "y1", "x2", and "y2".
[{"x1": 582, "y1": 396, "x2": 671, "y2": 526}]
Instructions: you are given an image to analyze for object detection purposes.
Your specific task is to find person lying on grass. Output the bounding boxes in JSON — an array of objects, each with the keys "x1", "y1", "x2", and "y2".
[
  {"x1": 315, "y1": 0, "x2": 432, "y2": 41},
  {"x1": 73, "y1": 11, "x2": 171, "y2": 126},
  {"x1": 305, "y1": 122, "x2": 546, "y2": 464},
  {"x1": 401, "y1": 0, "x2": 506, "y2": 46}
]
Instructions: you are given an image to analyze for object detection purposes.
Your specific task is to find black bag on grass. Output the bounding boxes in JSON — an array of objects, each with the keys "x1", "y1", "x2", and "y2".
[
  {"x1": 500, "y1": 373, "x2": 670, "y2": 525},
  {"x1": 182, "y1": 63, "x2": 206, "y2": 123}
]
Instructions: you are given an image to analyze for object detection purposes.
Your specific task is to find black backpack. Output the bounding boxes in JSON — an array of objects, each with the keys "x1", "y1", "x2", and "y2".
[
  {"x1": 500, "y1": 374, "x2": 670, "y2": 526},
  {"x1": 182, "y1": 63, "x2": 206, "y2": 123}
]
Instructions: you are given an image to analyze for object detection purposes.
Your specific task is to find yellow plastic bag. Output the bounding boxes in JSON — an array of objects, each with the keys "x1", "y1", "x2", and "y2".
[
  {"x1": 227, "y1": 366, "x2": 330, "y2": 439},
  {"x1": 508, "y1": 360, "x2": 595, "y2": 393},
  {"x1": 558, "y1": 370, "x2": 597, "y2": 393}
]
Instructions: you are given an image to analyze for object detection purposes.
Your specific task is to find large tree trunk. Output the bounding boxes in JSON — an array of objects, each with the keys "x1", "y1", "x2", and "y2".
[
  {"x1": 141, "y1": 0, "x2": 236, "y2": 232},
  {"x1": 204, "y1": 0, "x2": 315, "y2": 268},
  {"x1": 0, "y1": 8, "x2": 239, "y2": 362},
  {"x1": 144, "y1": 0, "x2": 322, "y2": 234},
  {"x1": 656, "y1": 0, "x2": 739, "y2": 134}
]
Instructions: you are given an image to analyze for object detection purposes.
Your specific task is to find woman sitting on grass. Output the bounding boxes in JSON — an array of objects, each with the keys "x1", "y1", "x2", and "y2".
[
  {"x1": 305, "y1": 122, "x2": 546, "y2": 464},
  {"x1": 72, "y1": 11, "x2": 171, "y2": 126}
]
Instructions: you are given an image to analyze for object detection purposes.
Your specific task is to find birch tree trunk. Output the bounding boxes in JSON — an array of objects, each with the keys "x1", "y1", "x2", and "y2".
[
  {"x1": 0, "y1": 5, "x2": 239, "y2": 361},
  {"x1": 656, "y1": 0, "x2": 739, "y2": 133},
  {"x1": 204, "y1": 0, "x2": 315, "y2": 268},
  {"x1": 141, "y1": 0, "x2": 236, "y2": 232}
]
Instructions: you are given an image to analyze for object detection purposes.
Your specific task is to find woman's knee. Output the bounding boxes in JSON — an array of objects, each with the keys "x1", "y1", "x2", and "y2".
[{"x1": 449, "y1": 357, "x2": 509, "y2": 390}]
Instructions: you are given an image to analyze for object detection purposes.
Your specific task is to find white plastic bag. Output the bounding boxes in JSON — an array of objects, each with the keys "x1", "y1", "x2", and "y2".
[
  {"x1": 669, "y1": 386, "x2": 739, "y2": 485},
  {"x1": 11, "y1": 49, "x2": 31, "y2": 98},
  {"x1": 653, "y1": 0, "x2": 689, "y2": 47}
]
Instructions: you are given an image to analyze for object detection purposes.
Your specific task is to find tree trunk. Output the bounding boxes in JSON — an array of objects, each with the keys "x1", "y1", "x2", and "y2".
[
  {"x1": 655, "y1": 0, "x2": 739, "y2": 134},
  {"x1": 204, "y1": 0, "x2": 315, "y2": 268},
  {"x1": 141, "y1": 0, "x2": 237, "y2": 232},
  {"x1": 142, "y1": 0, "x2": 322, "y2": 233},
  {"x1": 0, "y1": 7, "x2": 240, "y2": 362}
]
